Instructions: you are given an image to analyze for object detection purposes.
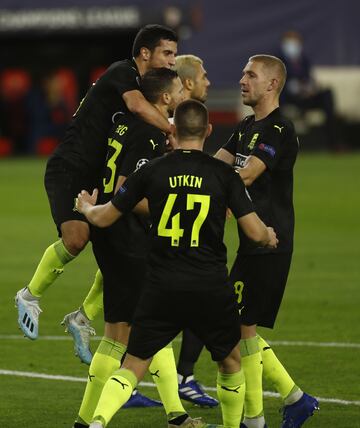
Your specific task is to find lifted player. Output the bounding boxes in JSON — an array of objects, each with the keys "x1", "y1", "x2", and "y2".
[{"x1": 15, "y1": 25, "x2": 177, "y2": 342}]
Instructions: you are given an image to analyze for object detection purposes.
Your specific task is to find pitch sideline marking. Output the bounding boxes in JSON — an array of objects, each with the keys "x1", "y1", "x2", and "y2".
[
  {"x1": 1, "y1": 335, "x2": 360, "y2": 349},
  {"x1": 0, "y1": 369, "x2": 359, "y2": 407}
]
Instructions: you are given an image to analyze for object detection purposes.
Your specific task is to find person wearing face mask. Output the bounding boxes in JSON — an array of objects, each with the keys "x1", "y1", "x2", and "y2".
[{"x1": 278, "y1": 30, "x2": 337, "y2": 149}]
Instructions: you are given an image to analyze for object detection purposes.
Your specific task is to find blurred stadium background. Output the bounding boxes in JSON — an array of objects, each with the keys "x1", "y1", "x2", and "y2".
[
  {"x1": 0, "y1": 0, "x2": 360, "y2": 156},
  {"x1": 1, "y1": 1, "x2": 360, "y2": 427}
]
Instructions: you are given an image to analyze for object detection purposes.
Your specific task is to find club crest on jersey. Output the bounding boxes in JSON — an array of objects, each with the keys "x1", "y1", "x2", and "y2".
[
  {"x1": 135, "y1": 158, "x2": 149, "y2": 171},
  {"x1": 258, "y1": 143, "x2": 276, "y2": 157},
  {"x1": 248, "y1": 133, "x2": 259, "y2": 150}
]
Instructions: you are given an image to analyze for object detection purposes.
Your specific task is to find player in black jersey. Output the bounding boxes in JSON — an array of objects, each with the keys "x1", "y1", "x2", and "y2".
[
  {"x1": 216, "y1": 55, "x2": 318, "y2": 428},
  {"x1": 76, "y1": 100, "x2": 278, "y2": 428},
  {"x1": 172, "y1": 54, "x2": 220, "y2": 408},
  {"x1": 62, "y1": 54, "x2": 213, "y2": 377},
  {"x1": 72, "y1": 68, "x2": 190, "y2": 428},
  {"x1": 15, "y1": 25, "x2": 178, "y2": 341}
]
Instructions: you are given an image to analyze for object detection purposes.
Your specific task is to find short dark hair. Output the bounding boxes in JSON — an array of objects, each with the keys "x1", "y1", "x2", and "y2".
[
  {"x1": 174, "y1": 99, "x2": 209, "y2": 139},
  {"x1": 141, "y1": 68, "x2": 179, "y2": 104},
  {"x1": 132, "y1": 24, "x2": 178, "y2": 57}
]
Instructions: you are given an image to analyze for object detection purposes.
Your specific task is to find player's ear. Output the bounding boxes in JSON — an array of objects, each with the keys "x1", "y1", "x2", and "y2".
[
  {"x1": 268, "y1": 78, "x2": 278, "y2": 92},
  {"x1": 206, "y1": 123, "x2": 213, "y2": 137},
  {"x1": 163, "y1": 91, "x2": 171, "y2": 105},
  {"x1": 184, "y1": 78, "x2": 193, "y2": 91},
  {"x1": 140, "y1": 47, "x2": 151, "y2": 61}
]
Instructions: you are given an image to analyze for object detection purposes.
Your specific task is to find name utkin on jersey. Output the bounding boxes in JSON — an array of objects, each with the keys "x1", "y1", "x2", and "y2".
[{"x1": 112, "y1": 149, "x2": 254, "y2": 290}]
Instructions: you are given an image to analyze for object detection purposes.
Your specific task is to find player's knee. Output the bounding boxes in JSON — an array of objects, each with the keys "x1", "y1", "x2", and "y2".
[
  {"x1": 62, "y1": 234, "x2": 89, "y2": 255},
  {"x1": 218, "y1": 346, "x2": 241, "y2": 373}
]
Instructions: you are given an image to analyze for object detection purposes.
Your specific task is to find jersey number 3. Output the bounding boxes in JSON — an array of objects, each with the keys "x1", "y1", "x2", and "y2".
[
  {"x1": 158, "y1": 193, "x2": 210, "y2": 247},
  {"x1": 103, "y1": 138, "x2": 123, "y2": 194}
]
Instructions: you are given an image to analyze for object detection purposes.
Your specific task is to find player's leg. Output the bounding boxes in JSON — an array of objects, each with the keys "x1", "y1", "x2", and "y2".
[
  {"x1": 129, "y1": 285, "x2": 207, "y2": 428},
  {"x1": 258, "y1": 335, "x2": 319, "y2": 428},
  {"x1": 62, "y1": 269, "x2": 103, "y2": 365},
  {"x1": 90, "y1": 353, "x2": 151, "y2": 428},
  {"x1": 216, "y1": 345, "x2": 245, "y2": 428},
  {"x1": 149, "y1": 343, "x2": 186, "y2": 416},
  {"x1": 177, "y1": 330, "x2": 219, "y2": 407},
  {"x1": 240, "y1": 253, "x2": 318, "y2": 428},
  {"x1": 239, "y1": 325, "x2": 265, "y2": 428},
  {"x1": 88, "y1": 285, "x2": 183, "y2": 428},
  {"x1": 230, "y1": 254, "x2": 266, "y2": 428},
  {"x1": 258, "y1": 254, "x2": 318, "y2": 427},
  {"x1": 132, "y1": 286, "x2": 194, "y2": 426},
  {"x1": 191, "y1": 282, "x2": 243, "y2": 428},
  {"x1": 75, "y1": 323, "x2": 128, "y2": 426},
  {"x1": 15, "y1": 156, "x2": 93, "y2": 339}
]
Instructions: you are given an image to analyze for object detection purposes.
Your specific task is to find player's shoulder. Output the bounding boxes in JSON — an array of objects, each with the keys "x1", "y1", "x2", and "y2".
[
  {"x1": 267, "y1": 108, "x2": 295, "y2": 134},
  {"x1": 202, "y1": 151, "x2": 236, "y2": 174},
  {"x1": 104, "y1": 59, "x2": 139, "y2": 80},
  {"x1": 237, "y1": 114, "x2": 255, "y2": 130}
]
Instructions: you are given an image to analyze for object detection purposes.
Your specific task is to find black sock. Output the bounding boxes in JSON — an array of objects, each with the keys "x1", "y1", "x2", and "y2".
[
  {"x1": 169, "y1": 414, "x2": 189, "y2": 426},
  {"x1": 177, "y1": 329, "x2": 204, "y2": 379}
]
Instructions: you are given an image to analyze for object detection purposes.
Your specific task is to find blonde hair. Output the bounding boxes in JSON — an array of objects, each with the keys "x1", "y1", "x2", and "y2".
[
  {"x1": 249, "y1": 54, "x2": 287, "y2": 94},
  {"x1": 174, "y1": 54, "x2": 203, "y2": 82}
]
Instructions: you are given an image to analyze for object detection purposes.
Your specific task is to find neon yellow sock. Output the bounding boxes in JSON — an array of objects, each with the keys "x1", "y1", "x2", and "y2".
[
  {"x1": 82, "y1": 269, "x2": 104, "y2": 321},
  {"x1": 217, "y1": 369, "x2": 245, "y2": 428},
  {"x1": 240, "y1": 337, "x2": 264, "y2": 418},
  {"x1": 257, "y1": 335, "x2": 300, "y2": 400},
  {"x1": 28, "y1": 240, "x2": 75, "y2": 297},
  {"x1": 92, "y1": 368, "x2": 138, "y2": 427},
  {"x1": 149, "y1": 343, "x2": 186, "y2": 417},
  {"x1": 77, "y1": 337, "x2": 126, "y2": 424}
]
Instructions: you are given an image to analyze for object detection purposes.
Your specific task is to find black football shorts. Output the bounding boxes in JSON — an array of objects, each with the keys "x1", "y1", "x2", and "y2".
[
  {"x1": 127, "y1": 280, "x2": 241, "y2": 361},
  {"x1": 91, "y1": 226, "x2": 147, "y2": 323},
  {"x1": 44, "y1": 155, "x2": 97, "y2": 233},
  {"x1": 229, "y1": 253, "x2": 292, "y2": 328}
]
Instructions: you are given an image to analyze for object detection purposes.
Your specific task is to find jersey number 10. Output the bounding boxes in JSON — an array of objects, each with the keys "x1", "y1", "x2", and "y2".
[{"x1": 158, "y1": 193, "x2": 210, "y2": 247}]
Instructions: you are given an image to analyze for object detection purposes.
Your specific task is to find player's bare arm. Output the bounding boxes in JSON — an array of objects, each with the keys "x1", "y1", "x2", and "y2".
[
  {"x1": 237, "y1": 213, "x2": 278, "y2": 248},
  {"x1": 214, "y1": 148, "x2": 235, "y2": 165},
  {"x1": 123, "y1": 89, "x2": 172, "y2": 134},
  {"x1": 237, "y1": 155, "x2": 266, "y2": 186},
  {"x1": 76, "y1": 189, "x2": 122, "y2": 228}
]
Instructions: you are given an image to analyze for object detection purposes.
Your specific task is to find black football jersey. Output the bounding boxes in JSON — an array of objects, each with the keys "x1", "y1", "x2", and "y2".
[
  {"x1": 95, "y1": 113, "x2": 166, "y2": 258},
  {"x1": 112, "y1": 149, "x2": 254, "y2": 288},
  {"x1": 54, "y1": 59, "x2": 140, "y2": 179},
  {"x1": 223, "y1": 108, "x2": 299, "y2": 255}
]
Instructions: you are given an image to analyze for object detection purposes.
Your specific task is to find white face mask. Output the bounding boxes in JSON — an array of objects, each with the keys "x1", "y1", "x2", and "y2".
[{"x1": 282, "y1": 39, "x2": 302, "y2": 59}]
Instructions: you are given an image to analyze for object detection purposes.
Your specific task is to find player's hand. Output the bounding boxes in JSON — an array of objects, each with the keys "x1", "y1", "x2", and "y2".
[
  {"x1": 166, "y1": 133, "x2": 179, "y2": 152},
  {"x1": 75, "y1": 189, "x2": 98, "y2": 213},
  {"x1": 266, "y1": 227, "x2": 278, "y2": 248}
]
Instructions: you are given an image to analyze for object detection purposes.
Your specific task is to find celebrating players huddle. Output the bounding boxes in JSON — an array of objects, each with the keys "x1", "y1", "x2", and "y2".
[{"x1": 15, "y1": 24, "x2": 319, "y2": 428}]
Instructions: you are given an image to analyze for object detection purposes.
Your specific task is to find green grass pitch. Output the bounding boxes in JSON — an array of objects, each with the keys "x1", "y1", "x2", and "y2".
[{"x1": 0, "y1": 153, "x2": 359, "y2": 427}]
